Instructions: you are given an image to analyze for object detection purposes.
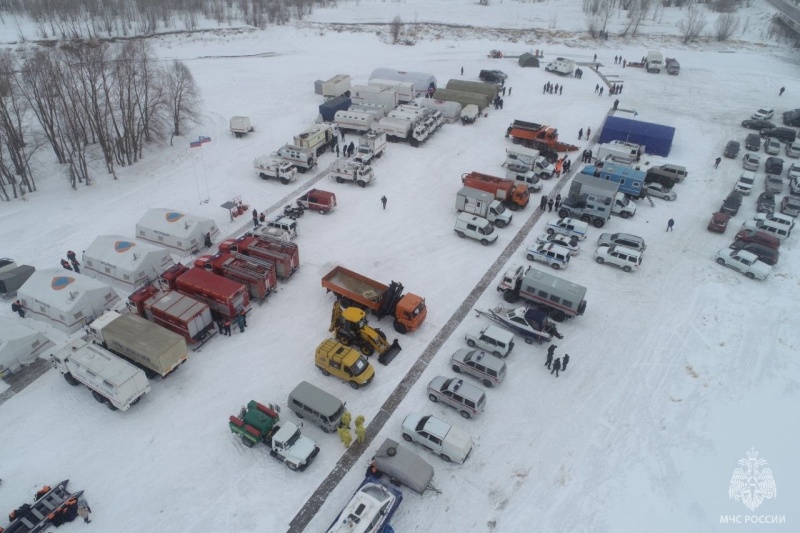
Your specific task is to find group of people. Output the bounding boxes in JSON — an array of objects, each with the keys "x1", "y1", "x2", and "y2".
[
  {"x1": 613, "y1": 55, "x2": 626, "y2": 67},
  {"x1": 217, "y1": 309, "x2": 248, "y2": 336},
  {"x1": 540, "y1": 193, "x2": 563, "y2": 213},
  {"x1": 607, "y1": 84, "x2": 623, "y2": 96},
  {"x1": 580, "y1": 148, "x2": 594, "y2": 163},
  {"x1": 545, "y1": 344, "x2": 570, "y2": 378},
  {"x1": 543, "y1": 81, "x2": 562, "y2": 95},
  {"x1": 492, "y1": 95, "x2": 505, "y2": 110},
  {"x1": 59, "y1": 250, "x2": 80, "y2": 273},
  {"x1": 336, "y1": 141, "x2": 355, "y2": 158},
  {"x1": 578, "y1": 127, "x2": 592, "y2": 141},
  {"x1": 573, "y1": 68, "x2": 584, "y2": 79},
  {"x1": 337, "y1": 412, "x2": 367, "y2": 448}
]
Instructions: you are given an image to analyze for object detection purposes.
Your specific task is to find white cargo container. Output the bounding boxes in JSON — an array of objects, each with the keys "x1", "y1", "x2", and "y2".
[
  {"x1": 334, "y1": 110, "x2": 376, "y2": 132},
  {"x1": 51, "y1": 337, "x2": 151, "y2": 411},
  {"x1": 350, "y1": 84, "x2": 398, "y2": 110},
  {"x1": 368, "y1": 78, "x2": 415, "y2": 103},
  {"x1": 416, "y1": 98, "x2": 463, "y2": 123},
  {"x1": 230, "y1": 116, "x2": 253, "y2": 138},
  {"x1": 322, "y1": 74, "x2": 352, "y2": 99}
]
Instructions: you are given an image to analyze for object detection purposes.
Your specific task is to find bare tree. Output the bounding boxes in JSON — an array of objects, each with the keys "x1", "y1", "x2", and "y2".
[
  {"x1": 678, "y1": 3, "x2": 707, "y2": 43},
  {"x1": 714, "y1": 12, "x2": 739, "y2": 41},
  {"x1": 390, "y1": 15, "x2": 403, "y2": 44},
  {"x1": 164, "y1": 60, "x2": 202, "y2": 137}
]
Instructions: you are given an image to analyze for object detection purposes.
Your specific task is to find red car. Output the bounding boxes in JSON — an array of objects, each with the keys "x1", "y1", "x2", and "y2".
[
  {"x1": 707, "y1": 212, "x2": 731, "y2": 233},
  {"x1": 734, "y1": 229, "x2": 781, "y2": 250}
]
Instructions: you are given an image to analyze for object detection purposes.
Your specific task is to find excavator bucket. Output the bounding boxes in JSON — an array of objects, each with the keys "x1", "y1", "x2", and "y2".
[
  {"x1": 378, "y1": 339, "x2": 402, "y2": 366},
  {"x1": 556, "y1": 142, "x2": 580, "y2": 152}
]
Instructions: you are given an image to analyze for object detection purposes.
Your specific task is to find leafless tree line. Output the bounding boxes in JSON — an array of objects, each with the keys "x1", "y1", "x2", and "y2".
[
  {"x1": 0, "y1": 0, "x2": 326, "y2": 38},
  {"x1": 0, "y1": 42, "x2": 201, "y2": 201}
]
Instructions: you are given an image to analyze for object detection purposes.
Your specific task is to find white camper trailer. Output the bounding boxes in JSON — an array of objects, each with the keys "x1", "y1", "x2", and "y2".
[{"x1": 135, "y1": 208, "x2": 219, "y2": 254}]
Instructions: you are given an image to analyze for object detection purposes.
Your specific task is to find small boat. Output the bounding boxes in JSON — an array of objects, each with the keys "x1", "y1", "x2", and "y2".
[
  {"x1": 327, "y1": 476, "x2": 404, "y2": 533},
  {"x1": 474, "y1": 305, "x2": 562, "y2": 344}
]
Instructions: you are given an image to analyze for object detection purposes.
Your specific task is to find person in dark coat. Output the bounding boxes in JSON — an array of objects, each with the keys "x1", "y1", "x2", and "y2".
[
  {"x1": 714, "y1": 157, "x2": 721, "y2": 169},
  {"x1": 67, "y1": 251, "x2": 79, "y2": 267},
  {"x1": 508, "y1": 87, "x2": 512, "y2": 95},
  {"x1": 613, "y1": 99, "x2": 619, "y2": 110},
  {"x1": 599, "y1": 87, "x2": 603, "y2": 96},
  {"x1": 461, "y1": 66, "x2": 464, "y2": 75},
  {"x1": 239, "y1": 309, "x2": 248, "y2": 328},
  {"x1": 547, "y1": 344, "x2": 557, "y2": 357},
  {"x1": 340, "y1": 130, "x2": 345, "y2": 142},
  {"x1": 564, "y1": 159, "x2": 571, "y2": 173},
  {"x1": 235, "y1": 313, "x2": 245, "y2": 333},
  {"x1": 595, "y1": 84, "x2": 599, "y2": 94},
  {"x1": 578, "y1": 128, "x2": 583, "y2": 140},
  {"x1": 623, "y1": 59, "x2": 626, "y2": 68},
  {"x1": 667, "y1": 218, "x2": 675, "y2": 232},
  {"x1": 541, "y1": 194, "x2": 548, "y2": 210},
  {"x1": 61, "y1": 259, "x2": 73, "y2": 271},
  {"x1": 779, "y1": 86, "x2": 785, "y2": 96},
  {"x1": 204, "y1": 232, "x2": 212, "y2": 248},
  {"x1": 562, "y1": 353, "x2": 570, "y2": 371},
  {"x1": 223, "y1": 319, "x2": 232, "y2": 336},
  {"x1": 551, "y1": 357, "x2": 561, "y2": 377},
  {"x1": 587, "y1": 127, "x2": 591, "y2": 139},
  {"x1": 559, "y1": 85, "x2": 563, "y2": 95},
  {"x1": 499, "y1": 98, "x2": 504, "y2": 109},
  {"x1": 545, "y1": 351, "x2": 553, "y2": 369},
  {"x1": 548, "y1": 198, "x2": 554, "y2": 212},
  {"x1": 502, "y1": 86, "x2": 506, "y2": 96},
  {"x1": 348, "y1": 141, "x2": 355, "y2": 157},
  {"x1": 336, "y1": 144, "x2": 340, "y2": 157},
  {"x1": 216, "y1": 319, "x2": 224, "y2": 335},
  {"x1": 252, "y1": 208, "x2": 259, "y2": 228},
  {"x1": 555, "y1": 194, "x2": 562, "y2": 209},
  {"x1": 11, "y1": 300, "x2": 25, "y2": 318},
  {"x1": 381, "y1": 195, "x2": 387, "y2": 209}
]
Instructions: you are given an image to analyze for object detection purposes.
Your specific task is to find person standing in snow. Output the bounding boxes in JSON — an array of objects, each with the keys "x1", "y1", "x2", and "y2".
[
  {"x1": 714, "y1": 157, "x2": 721, "y2": 169},
  {"x1": 348, "y1": 141, "x2": 355, "y2": 157},
  {"x1": 541, "y1": 194, "x2": 548, "y2": 211},
  {"x1": 599, "y1": 87, "x2": 604, "y2": 96},
  {"x1": 614, "y1": 99, "x2": 619, "y2": 110},
  {"x1": 779, "y1": 86, "x2": 785, "y2": 96},
  {"x1": 562, "y1": 353, "x2": 570, "y2": 371},
  {"x1": 335, "y1": 143, "x2": 340, "y2": 157},
  {"x1": 578, "y1": 128, "x2": 583, "y2": 140},
  {"x1": 559, "y1": 85, "x2": 563, "y2": 95},
  {"x1": 555, "y1": 194, "x2": 562, "y2": 209},
  {"x1": 508, "y1": 87, "x2": 512, "y2": 95},
  {"x1": 60, "y1": 259, "x2": 73, "y2": 271},
  {"x1": 548, "y1": 198, "x2": 555, "y2": 212},
  {"x1": 11, "y1": 300, "x2": 25, "y2": 318},
  {"x1": 587, "y1": 127, "x2": 591, "y2": 139},
  {"x1": 545, "y1": 350, "x2": 553, "y2": 369},
  {"x1": 551, "y1": 357, "x2": 562, "y2": 377},
  {"x1": 381, "y1": 196, "x2": 387, "y2": 210},
  {"x1": 252, "y1": 208, "x2": 259, "y2": 228},
  {"x1": 667, "y1": 218, "x2": 675, "y2": 232}
]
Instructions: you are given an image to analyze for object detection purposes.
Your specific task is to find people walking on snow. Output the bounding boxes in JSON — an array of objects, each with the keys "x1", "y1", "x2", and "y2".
[
  {"x1": 667, "y1": 218, "x2": 675, "y2": 232},
  {"x1": 381, "y1": 195, "x2": 387, "y2": 210},
  {"x1": 578, "y1": 128, "x2": 583, "y2": 140},
  {"x1": 11, "y1": 300, "x2": 25, "y2": 318},
  {"x1": 562, "y1": 353, "x2": 570, "y2": 371},
  {"x1": 623, "y1": 59, "x2": 627, "y2": 68},
  {"x1": 595, "y1": 84, "x2": 599, "y2": 94},
  {"x1": 613, "y1": 99, "x2": 619, "y2": 110},
  {"x1": 599, "y1": 87, "x2": 604, "y2": 96},
  {"x1": 714, "y1": 157, "x2": 721, "y2": 169},
  {"x1": 563, "y1": 158, "x2": 571, "y2": 173},
  {"x1": 348, "y1": 141, "x2": 355, "y2": 157},
  {"x1": 780, "y1": 86, "x2": 785, "y2": 96},
  {"x1": 508, "y1": 87, "x2": 512, "y2": 95},
  {"x1": 551, "y1": 357, "x2": 562, "y2": 377},
  {"x1": 548, "y1": 198, "x2": 555, "y2": 212},
  {"x1": 587, "y1": 127, "x2": 591, "y2": 139},
  {"x1": 541, "y1": 195, "x2": 548, "y2": 211},
  {"x1": 67, "y1": 251, "x2": 80, "y2": 272},
  {"x1": 545, "y1": 350, "x2": 553, "y2": 369},
  {"x1": 60, "y1": 259, "x2": 72, "y2": 271},
  {"x1": 252, "y1": 208, "x2": 260, "y2": 228}
]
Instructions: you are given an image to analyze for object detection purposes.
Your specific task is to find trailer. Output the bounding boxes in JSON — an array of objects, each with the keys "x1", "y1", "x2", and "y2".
[
  {"x1": 350, "y1": 84, "x2": 399, "y2": 110},
  {"x1": 321, "y1": 265, "x2": 427, "y2": 333},
  {"x1": 85, "y1": 310, "x2": 189, "y2": 378},
  {"x1": 293, "y1": 123, "x2": 337, "y2": 157},
  {"x1": 128, "y1": 284, "x2": 215, "y2": 347},
  {"x1": 473, "y1": 306, "x2": 559, "y2": 345},
  {"x1": 318, "y1": 94, "x2": 351, "y2": 122},
  {"x1": 230, "y1": 116, "x2": 253, "y2": 138},
  {"x1": 51, "y1": 337, "x2": 151, "y2": 410},
  {"x1": 296, "y1": 189, "x2": 337, "y2": 214},
  {"x1": 219, "y1": 235, "x2": 300, "y2": 280},
  {"x1": 371, "y1": 438, "x2": 438, "y2": 494},
  {"x1": 162, "y1": 264, "x2": 249, "y2": 319},
  {"x1": 368, "y1": 78, "x2": 415, "y2": 103},
  {"x1": 195, "y1": 252, "x2": 277, "y2": 303},
  {"x1": 322, "y1": 74, "x2": 352, "y2": 99},
  {"x1": 275, "y1": 144, "x2": 317, "y2": 173}
]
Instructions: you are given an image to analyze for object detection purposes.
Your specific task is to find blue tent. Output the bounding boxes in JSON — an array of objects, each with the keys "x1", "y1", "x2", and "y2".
[{"x1": 599, "y1": 116, "x2": 675, "y2": 156}]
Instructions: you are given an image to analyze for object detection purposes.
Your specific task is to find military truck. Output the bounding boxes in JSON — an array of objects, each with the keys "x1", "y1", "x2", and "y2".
[{"x1": 228, "y1": 400, "x2": 320, "y2": 472}]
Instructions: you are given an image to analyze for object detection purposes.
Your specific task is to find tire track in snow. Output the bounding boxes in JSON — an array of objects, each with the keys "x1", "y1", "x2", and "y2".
[{"x1": 287, "y1": 166, "x2": 578, "y2": 532}]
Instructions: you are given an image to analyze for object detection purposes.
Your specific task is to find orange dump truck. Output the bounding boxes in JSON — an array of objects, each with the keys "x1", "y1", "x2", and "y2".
[{"x1": 462, "y1": 171, "x2": 529, "y2": 211}]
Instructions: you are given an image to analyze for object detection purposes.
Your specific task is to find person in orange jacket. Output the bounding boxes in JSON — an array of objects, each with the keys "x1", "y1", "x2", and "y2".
[{"x1": 554, "y1": 158, "x2": 563, "y2": 176}]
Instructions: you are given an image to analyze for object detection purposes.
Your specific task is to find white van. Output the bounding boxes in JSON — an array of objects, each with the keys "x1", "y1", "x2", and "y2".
[
  {"x1": 741, "y1": 219, "x2": 791, "y2": 241},
  {"x1": 288, "y1": 381, "x2": 345, "y2": 433},
  {"x1": 753, "y1": 212, "x2": 795, "y2": 231},
  {"x1": 596, "y1": 141, "x2": 643, "y2": 163},
  {"x1": 465, "y1": 325, "x2": 515, "y2": 358},
  {"x1": 653, "y1": 163, "x2": 688, "y2": 183},
  {"x1": 454, "y1": 212, "x2": 498, "y2": 245}
]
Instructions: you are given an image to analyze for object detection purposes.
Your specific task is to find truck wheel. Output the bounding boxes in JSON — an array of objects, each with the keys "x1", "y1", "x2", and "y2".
[
  {"x1": 716, "y1": 258, "x2": 726, "y2": 265},
  {"x1": 63, "y1": 373, "x2": 80, "y2": 386},
  {"x1": 337, "y1": 333, "x2": 352, "y2": 346},
  {"x1": 550, "y1": 310, "x2": 567, "y2": 323},
  {"x1": 596, "y1": 257, "x2": 605, "y2": 264},
  {"x1": 402, "y1": 433, "x2": 414, "y2": 442},
  {"x1": 746, "y1": 272, "x2": 755, "y2": 279},
  {"x1": 546, "y1": 228, "x2": 555, "y2": 235},
  {"x1": 318, "y1": 367, "x2": 330, "y2": 376},
  {"x1": 92, "y1": 390, "x2": 106, "y2": 403},
  {"x1": 241, "y1": 436, "x2": 255, "y2": 448},
  {"x1": 440, "y1": 453, "x2": 452, "y2": 463},
  {"x1": 507, "y1": 204, "x2": 519, "y2": 212},
  {"x1": 580, "y1": 214, "x2": 591, "y2": 224},
  {"x1": 294, "y1": 411, "x2": 304, "y2": 419},
  {"x1": 467, "y1": 339, "x2": 477, "y2": 348},
  {"x1": 456, "y1": 231, "x2": 466, "y2": 238},
  {"x1": 480, "y1": 239, "x2": 490, "y2": 246},
  {"x1": 393, "y1": 321, "x2": 407, "y2": 334},
  {"x1": 319, "y1": 209, "x2": 326, "y2": 215},
  {"x1": 524, "y1": 337, "x2": 533, "y2": 345},
  {"x1": 105, "y1": 399, "x2": 118, "y2": 411},
  {"x1": 428, "y1": 394, "x2": 439, "y2": 403},
  {"x1": 551, "y1": 263, "x2": 561, "y2": 270},
  {"x1": 360, "y1": 344, "x2": 374, "y2": 356},
  {"x1": 452, "y1": 365, "x2": 462, "y2": 373},
  {"x1": 281, "y1": 178, "x2": 290, "y2": 184},
  {"x1": 286, "y1": 462, "x2": 298, "y2": 471},
  {"x1": 558, "y1": 209, "x2": 569, "y2": 218},
  {"x1": 349, "y1": 381, "x2": 361, "y2": 390},
  {"x1": 494, "y1": 220, "x2": 506, "y2": 228},
  {"x1": 526, "y1": 254, "x2": 535, "y2": 261},
  {"x1": 623, "y1": 266, "x2": 632, "y2": 273},
  {"x1": 620, "y1": 212, "x2": 630, "y2": 219},
  {"x1": 593, "y1": 218, "x2": 605, "y2": 228},
  {"x1": 460, "y1": 410, "x2": 472, "y2": 420},
  {"x1": 336, "y1": 176, "x2": 344, "y2": 183},
  {"x1": 356, "y1": 180, "x2": 365, "y2": 188},
  {"x1": 482, "y1": 379, "x2": 494, "y2": 388},
  {"x1": 259, "y1": 173, "x2": 269, "y2": 180},
  {"x1": 298, "y1": 167, "x2": 307, "y2": 174},
  {"x1": 144, "y1": 369, "x2": 157, "y2": 379},
  {"x1": 131, "y1": 396, "x2": 143, "y2": 406}
]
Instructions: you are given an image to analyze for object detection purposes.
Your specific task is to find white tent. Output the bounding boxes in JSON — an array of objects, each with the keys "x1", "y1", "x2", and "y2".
[
  {"x1": 17, "y1": 269, "x2": 121, "y2": 334},
  {"x1": 370, "y1": 68, "x2": 437, "y2": 97},
  {"x1": 0, "y1": 317, "x2": 54, "y2": 375},
  {"x1": 135, "y1": 208, "x2": 220, "y2": 254},
  {"x1": 83, "y1": 235, "x2": 175, "y2": 291}
]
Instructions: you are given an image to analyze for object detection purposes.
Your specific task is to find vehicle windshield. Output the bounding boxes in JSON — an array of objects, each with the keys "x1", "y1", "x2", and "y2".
[
  {"x1": 484, "y1": 224, "x2": 495, "y2": 236},
  {"x1": 410, "y1": 301, "x2": 426, "y2": 317},
  {"x1": 285, "y1": 429, "x2": 301, "y2": 447},
  {"x1": 350, "y1": 356, "x2": 369, "y2": 376},
  {"x1": 494, "y1": 203, "x2": 506, "y2": 214}
]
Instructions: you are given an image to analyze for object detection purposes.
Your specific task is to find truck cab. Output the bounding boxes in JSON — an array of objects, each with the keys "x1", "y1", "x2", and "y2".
[{"x1": 315, "y1": 339, "x2": 375, "y2": 389}]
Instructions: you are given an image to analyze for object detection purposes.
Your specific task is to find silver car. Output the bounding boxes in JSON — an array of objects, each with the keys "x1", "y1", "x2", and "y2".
[
  {"x1": 742, "y1": 153, "x2": 760, "y2": 171},
  {"x1": 764, "y1": 174, "x2": 783, "y2": 195},
  {"x1": 780, "y1": 195, "x2": 800, "y2": 217},
  {"x1": 765, "y1": 138, "x2": 782, "y2": 156},
  {"x1": 450, "y1": 349, "x2": 506, "y2": 388},
  {"x1": 427, "y1": 376, "x2": 486, "y2": 419},
  {"x1": 597, "y1": 232, "x2": 646, "y2": 252},
  {"x1": 645, "y1": 182, "x2": 677, "y2": 201}
]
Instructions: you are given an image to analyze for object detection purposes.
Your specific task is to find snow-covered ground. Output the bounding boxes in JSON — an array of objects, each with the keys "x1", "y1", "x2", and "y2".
[{"x1": 1, "y1": 1, "x2": 799, "y2": 532}]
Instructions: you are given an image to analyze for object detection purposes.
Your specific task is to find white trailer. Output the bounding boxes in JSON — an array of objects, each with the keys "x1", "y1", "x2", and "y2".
[
  {"x1": 253, "y1": 156, "x2": 297, "y2": 184},
  {"x1": 350, "y1": 85, "x2": 398, "y2": 110},
  {"x1": 329, "y1": 160, "x2": 375, "y2": 187},
  {"x1": 52, "y1": 337, "x2": 151, "y2": 411},
  {"x1": 275, "y1": 144, "x2": 317, "y2": 173},
  {"x1": 377, "y1": 116, "x2": 425, "y2": 147},
  {"x1": 354, "y1": 131, "x2": 387, "y2": 165},
  {"x1": 544, "y1": 57, "x2": 575, "y2": 76},
  {"x1": 349, "y1": 104, "x2": 387, "y2": 121},
  {"x1": 456, "y1": 186, "x2": 513, "y2": 228},
  {"x1": 387, "y1": 111, "x2": 430, "y2": 143},
  {"x1": 334, "y1": 110, "x2": 376, "y2": 132},
  {"x1": 415, "y1": 98, "x2": 462, "y2": 123},
  {"x1": 368, "y1": 79, "x2": 415, "y2": 103},
  {"x1": 323, "y1": 74, "x2": 352, "y2": 99},
  {"x1": 293, "y1": 123, "x2": 337, "y2": 157},
  {"x1": 230, "y1": 116, "x2": 253, "y2": 138}
]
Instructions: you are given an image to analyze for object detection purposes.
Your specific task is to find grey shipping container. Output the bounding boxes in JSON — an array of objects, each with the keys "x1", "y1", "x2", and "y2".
[
  {"x1": 445, "y1": 79, "x2": 500, "y2": 101},
  {"x1": 0, "y1": 265, "x2": 35, "y2": 295}
]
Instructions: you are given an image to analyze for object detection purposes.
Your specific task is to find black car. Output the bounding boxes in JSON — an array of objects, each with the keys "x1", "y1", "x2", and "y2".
[
  {"x1": 765, "y1": 156, "x2": 784, "y2": 175},
  {"x1": 479, "y1": 69, "x2": 507, "y2": 84},
  {"x1": 756, "y1": 192, "x2": 775, "y2": 214},
  {"x1": 760, "y1": 127, "x2": 797, "y2": 144},
  {"x1": 724, "y1": 140, "x2": 740, "y2": 158},
  {"x1": 741, "y1": 119, "x2": 775, "y2": 130},
  {"x1": 729, "y1": 240, "x2": 779, "y2": 265},
  {"x1": 783, "y1": 109, "x2": 800, "y2": 127},
  {"x1": 745, "y1": 133, "x2": 761, "y2": 151},
  {"x1": 720, "y1": 190, "x2": 743, "y2": 215}
]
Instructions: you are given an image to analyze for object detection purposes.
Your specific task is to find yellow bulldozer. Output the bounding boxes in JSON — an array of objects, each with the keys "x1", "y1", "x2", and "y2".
[{"x1": 330, "y1": 301, "x2": 401, "y2": 365}]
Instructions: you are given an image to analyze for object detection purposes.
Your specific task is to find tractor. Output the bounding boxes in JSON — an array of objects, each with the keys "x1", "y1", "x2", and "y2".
[{"x1": 329, "y1": 301, "x2": 402, "y2": 365}]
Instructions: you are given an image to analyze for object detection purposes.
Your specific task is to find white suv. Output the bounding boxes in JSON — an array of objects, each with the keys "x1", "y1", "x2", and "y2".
[
  {"x1": 401, "y1": 413, "x2": 474, "y2": 463},
  {"x1": 595, "y1": 245, "x2": 642, "y2": 272},
  {"x1": 735, "y1": 171, "x2": 756, "y2": 195},
  {"x1": 525, "y1": 242, "x2": 571, "y2": 269}
]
